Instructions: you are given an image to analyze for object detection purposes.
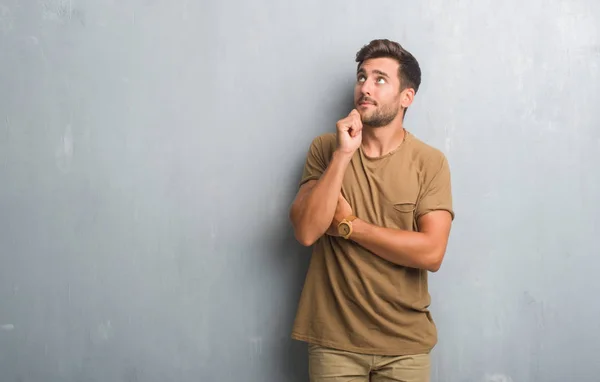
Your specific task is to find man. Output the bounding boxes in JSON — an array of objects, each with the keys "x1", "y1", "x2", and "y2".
[{"x1": 289, "y1": 39, "x2": 454, "y2": 382}]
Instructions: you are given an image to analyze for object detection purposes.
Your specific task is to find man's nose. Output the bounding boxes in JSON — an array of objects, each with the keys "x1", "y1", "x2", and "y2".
[{"x1": 360, "y1": 79, "x2": 373, "y2": 96}]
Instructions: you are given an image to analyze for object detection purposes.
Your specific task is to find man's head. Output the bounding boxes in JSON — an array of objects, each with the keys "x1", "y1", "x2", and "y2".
[{"x1": 354, "y1": 39, "x2": 421, "y2": 127}]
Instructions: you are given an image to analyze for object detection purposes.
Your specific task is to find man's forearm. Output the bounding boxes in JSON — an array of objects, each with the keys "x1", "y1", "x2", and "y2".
[
  {"x1": 291, "y1": 150, "x2": 353, "y2": 246},
  {"x1": 350, "y1": 219, "x2": 444, "y2": 272}
]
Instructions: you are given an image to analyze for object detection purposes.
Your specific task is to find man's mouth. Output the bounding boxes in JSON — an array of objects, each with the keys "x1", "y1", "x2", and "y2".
[{"x1": 358, "y1": 98, "x2": 376, "y2": 106}]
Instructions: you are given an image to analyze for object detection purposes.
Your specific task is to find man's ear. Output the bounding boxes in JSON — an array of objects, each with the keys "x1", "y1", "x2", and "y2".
[{"x1": 400, "y1": 88, "x2": 415, "y2": 109}]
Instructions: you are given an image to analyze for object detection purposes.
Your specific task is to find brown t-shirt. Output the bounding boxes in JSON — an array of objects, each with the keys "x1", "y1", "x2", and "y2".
[{"x1": 291, "y1": 130, "x2": 454, "y2": 356}]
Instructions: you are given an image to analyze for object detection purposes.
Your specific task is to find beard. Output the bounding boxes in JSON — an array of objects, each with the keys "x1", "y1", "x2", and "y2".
[{"x1": 359, "y1": 101, "x2": 401, "y2": 128}]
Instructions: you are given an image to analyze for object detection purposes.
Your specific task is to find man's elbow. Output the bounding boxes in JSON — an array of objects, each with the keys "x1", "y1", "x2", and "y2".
[
  {"x1": 296, "y1": 235, "x2": 316, "y2": 247},
  {"x1": 425, "y1": 250, "x2": 445, "y2": 272},
  {"x1": 290, "y1": 211, "x2": 325, "y2": 247},
  {"x1": 290, "y1": 218, "x2": 320, "y2": 247},
  {"x1": 293, "y1": 229, "x2": 319, "y2": 247},
  {"x1": 427, "y1": 261, "x2": 442, "y2": 273}
]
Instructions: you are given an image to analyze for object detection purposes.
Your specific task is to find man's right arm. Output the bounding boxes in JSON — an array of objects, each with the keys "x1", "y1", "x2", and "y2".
[
  {"x1": 289, "y1": 150, "x2": 353, "y2": 246},
  {"x1": 289, "y1": 110, "x2": 363, "y2": 246}
]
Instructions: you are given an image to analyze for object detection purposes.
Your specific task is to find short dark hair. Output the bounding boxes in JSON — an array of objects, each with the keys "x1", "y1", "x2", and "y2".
[{"x1": 355, "y1": 39, "x2": 421, "y2": 94}]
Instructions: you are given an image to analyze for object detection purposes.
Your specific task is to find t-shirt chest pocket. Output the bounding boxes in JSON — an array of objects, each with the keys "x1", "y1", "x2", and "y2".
[
  {"x1": 378, "y1": 168, "x2": 421, "y2": 230},
  {"x1": 383, "y1": 192, "x2": 419, "y2": 230}
]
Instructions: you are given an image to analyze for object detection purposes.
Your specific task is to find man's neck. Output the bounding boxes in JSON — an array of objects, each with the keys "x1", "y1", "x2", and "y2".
[{"x1": 361, "y1": 122, "x2": 406, "y2": 158}]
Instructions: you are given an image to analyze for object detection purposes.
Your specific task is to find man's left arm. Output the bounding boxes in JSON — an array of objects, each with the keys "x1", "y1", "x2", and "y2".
[
  {"x1": 332, "y1": 155, "x2": 454, "y2": 272},
  {"x1": 349, "y1": 211, "x2": 452, "y2": 272}
]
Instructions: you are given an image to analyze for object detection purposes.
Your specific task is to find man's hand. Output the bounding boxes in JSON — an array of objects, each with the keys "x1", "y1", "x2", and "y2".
[
  {"x1": 336, "y1": 109, "x2": 363, "y2": 155},
  {"x1": 327, "y1": 194, "x2": 353, "y2": 236}
]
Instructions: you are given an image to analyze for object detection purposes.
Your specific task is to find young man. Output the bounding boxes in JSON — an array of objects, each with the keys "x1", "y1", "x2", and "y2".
[{"x1": 289, "y1": 39, "x2": 455, "y2": 382}]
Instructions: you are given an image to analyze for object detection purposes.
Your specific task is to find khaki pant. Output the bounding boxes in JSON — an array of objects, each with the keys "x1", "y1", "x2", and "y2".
[{"x1": 308, "y1": 344, "x2": 430, "y2": 382}]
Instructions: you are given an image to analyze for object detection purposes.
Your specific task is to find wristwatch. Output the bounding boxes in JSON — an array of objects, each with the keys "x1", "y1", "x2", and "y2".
[{"x1": 337, "y1": 215, "x2": 357, "y2": 240}]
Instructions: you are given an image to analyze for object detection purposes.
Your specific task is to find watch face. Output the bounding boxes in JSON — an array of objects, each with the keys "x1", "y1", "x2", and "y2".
[{"x1": 339, "y1": 223, "x2": 350, "y2": 236}]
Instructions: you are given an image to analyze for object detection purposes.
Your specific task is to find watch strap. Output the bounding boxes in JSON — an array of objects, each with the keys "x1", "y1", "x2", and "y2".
[{"x1": 340, "y1": 215, "x2": 358, "y2": 239}]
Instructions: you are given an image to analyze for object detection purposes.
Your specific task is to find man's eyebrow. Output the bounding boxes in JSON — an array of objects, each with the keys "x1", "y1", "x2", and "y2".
[
  {"x1": 373, "y1": 70, "x2": 390, "y2": 78},
  {"x1": 356, "y1": 69, "x2": 390, "y2": 78}
]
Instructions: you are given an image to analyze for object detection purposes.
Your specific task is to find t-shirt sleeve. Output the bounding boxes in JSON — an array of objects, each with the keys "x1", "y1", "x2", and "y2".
[
  {"x1": 299, "y1": 135, "x2": 328, "y2": 187},
  {"x1": 415, "y1": 154, "x2": 455, "y2": 221}
]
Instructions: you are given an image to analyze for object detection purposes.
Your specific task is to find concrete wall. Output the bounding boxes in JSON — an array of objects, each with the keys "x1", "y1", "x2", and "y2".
[{"x1": 1, "y1": 1, "x2": 599, "y2": 381}]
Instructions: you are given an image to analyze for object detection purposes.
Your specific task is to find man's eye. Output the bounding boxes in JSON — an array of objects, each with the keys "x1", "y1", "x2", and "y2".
[
  {"x1": 357, "y1": 76, "x2": 366, "y2": 82},
  {"x1": 377, "y1": 78, "x2": 386, "y2": 84}
]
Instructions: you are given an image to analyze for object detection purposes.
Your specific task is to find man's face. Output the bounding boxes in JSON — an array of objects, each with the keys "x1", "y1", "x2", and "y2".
[{"x1": 354, "y1": 57, "x2": 411, "y2": 127}]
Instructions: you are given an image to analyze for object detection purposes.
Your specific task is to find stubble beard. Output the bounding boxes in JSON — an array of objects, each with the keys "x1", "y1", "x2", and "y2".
[{"x1": 361, "y1": 102, "x2": 401, "y2": 128}]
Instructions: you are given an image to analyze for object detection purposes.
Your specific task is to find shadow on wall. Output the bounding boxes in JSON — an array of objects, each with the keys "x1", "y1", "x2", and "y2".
[
  {"x1": 263, "y1": 80, "x2": 356, "y2": 381},
  {"x1": 266, "y1": 163, "x2": 311, "y2": 381}
]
